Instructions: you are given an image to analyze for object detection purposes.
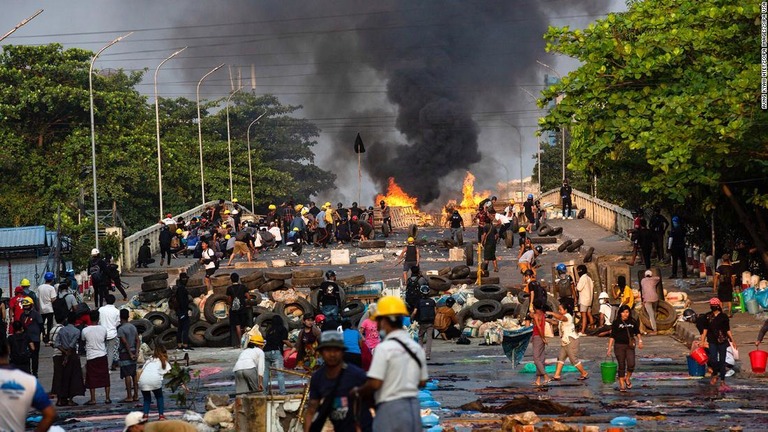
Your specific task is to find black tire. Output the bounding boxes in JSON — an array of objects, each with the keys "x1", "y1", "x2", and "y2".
[
  {"x1": 138, "y1": 288, "x2": 172, "y2": 303},
  {"x1": 381, "y1": 222, "x2": 390, "y2": 238},
  {"x1": 456, "y1": 229, "x2": 464, "y2": 246},
  {"x1": 338, "y1": 275, "x2": 366, "y2": 287},
  {"x1": 241, "y1": 271, "x2": 265, "y2": 284},
  {"x1": 141, "y1": 279, "x2": 169, "y2": 292},
  {"x1": 538, "y1": 224, "x2": 551, "y2": 236},
  {"x1": 188, "y1": 321, "x2": 211, "y2": 347},
  {"x1": 465, "y1": 243, "x2": 474, "y2": 266},
  {"x1": 144, "y1": 312, "x2": 171, "y2": 333},
  {"x1": 341, "y1": 300, "x2": 366, "y2": 318},
  {"x1": 358, "y1": 240, "x2": 386, "y2": 249},
  {"x1": 274, "y1": 299, "x2": 314, "y2": 328},
  {"x1": 474, "y1": 276, "x2": 500, "y2": 285},
  {"x1": 155, "y1": 328, "x2": 178, "y2": 350},
  {"x1": 292, "y1": 269, "x2": 324, "y2": 279},
  {"x1": 188, "y1": 276, "x2": 204, "y2": 287},
  {"x1": 469, "y1": 299, "x2": 503, "y2": 322},
  {"x1": 292, "y1": 276, "x2": 325, "y2": 288},
  {"x1": 210, "y1": 274, "x2": 232, "y2": 288},
  {"x1": 577, "y1": 209, "x2": 586, "y2": 219},
  {"x1": 566, "y1": 238, "x2": 584, "y2": 252},
  {"x1": 473, "y1": 285, "x2": 506, "y2": 301},
  {"x1": 505, "y1": 230, "x2": 514, "y2": 248},
  {"x1": 204, "y1": 319, "x2": 231, "y2": 348},
  {"x1": 348, "y1": 311, "x2": 365, "y2": 327},
  {"x1": 310, "y1": 287, "x2": 346, "y2": 309},
  {"x1": 549, "y1": 226, "x2": 563, "y2": 236},
  {"x1": 428, "y1": 276, "x2": 451, "y2": 292},
  {"x1": 558, "y1": 240, "x2": 573, "y2": 253},
  {"x1": 130, "y1": 318, "x2": 154, "y2": 341},
  {"x1": 408, "y1": 224, "x2": 418, "y2": 239},
  {"x1": 456, "y1": 307, "x2": 472, "y2": 330},
  {"x1": 187, "y1": 285, "x2": 207, "y2": 298},
  {"x1": 169, "y1": 303, "x2": 201, "y2": 326},
  {"x1": 142, "y1": 273, "x2": 169, "y2": 283},
  {"x1": 203, "y1": 293, "x2": 230, "y2": 323},
  {"x1": 264, "y1": 271, "x2": 293, "y2": 280},
  {"x1": 583, "y1": 247, "x2": 595, "y2": 263},
  {"x1": 246, "y1": 292, "x2": 263, "y2": 307},
  {"x1": 259, "y1": 280, "x2": 285, "y2": 292},
  {"x1": 437, "y1": 266, "x2": 452, "y2": 276},
  {"x1": 639, "y1": 300, "x2": 677, "y2": 331},
  {"x1": 254, "y1": 312, "x2": 290, "y2": 332},
  {"x1": 501, "y1": 303, "x2": 519, "y2": 317},
  {"x1": 450, "y1": 265, "x2": 470, "y2": 280}
]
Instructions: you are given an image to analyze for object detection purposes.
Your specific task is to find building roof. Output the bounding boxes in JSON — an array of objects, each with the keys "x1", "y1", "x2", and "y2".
[{"x1": 0, "y1": 225, "x2": 48, "y2": 251}]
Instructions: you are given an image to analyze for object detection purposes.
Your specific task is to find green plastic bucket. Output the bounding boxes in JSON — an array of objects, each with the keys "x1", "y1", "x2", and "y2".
[{"x1": 601, "y1": 361, "x2": 618, "y2": 384}]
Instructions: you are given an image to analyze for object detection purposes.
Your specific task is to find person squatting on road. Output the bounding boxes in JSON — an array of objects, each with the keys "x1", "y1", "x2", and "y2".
[
  {"x1": 607, "y1": 305, "x2": 643, "y2": 392},
  {"x1": 547, "y1": 298, "x2": 590, "y2": 381}
]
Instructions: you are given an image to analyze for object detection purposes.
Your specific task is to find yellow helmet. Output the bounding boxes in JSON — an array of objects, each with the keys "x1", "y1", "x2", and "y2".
[
  {"x1": 294, "y1": 204, "x2": 304, "y2": 212},
  {"x1": 374, "y1": 296, "x2": 408, "y2": 318},
  {"x1": 222, "y1": 224, "x2": 227, "y2": 228},
  {"x1": 20, "y1": 297, "x2": 34, "y2": 307},
  {"x1": 293, "y1": 227, "x2": 300, "y2": 232},
  {"x1": 324, "y1": 202, "x2": 332, "y2": 208},
  {"x1": 224, "y1": 210, "x2": 231, "y2": 214},
  {"x1": 232, "y1": 198, "x2": 238, "y2": 203},
  {"x1": 249, "y1": 333, "x2": 265, "y2": 345},
  {"x1": 407, "y1": 237, "x2": 414, "y2": 243},
  {"x1": 301, "y1": 207, "x2": 309, "y2": 215},
  {"x1": 268, "y1": 204, "x2": 277, "y2": 210},
  {"x1": 20, "y1": 278, "x2": 30, "y2": 287},
  {"x1": 176, "y1": 228, "x2": 183, "y2": 234},
  {"x1": 225, "y1": 234, "x2": 231, "y2": 240},
  {"x1": 518, "y1": 227, "x2": 526, "y2": 233}
]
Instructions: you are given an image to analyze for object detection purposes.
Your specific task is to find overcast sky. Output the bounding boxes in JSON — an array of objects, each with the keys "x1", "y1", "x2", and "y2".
[{"x1": 2, "y1": 1, "x2": 626, "y2": 207}]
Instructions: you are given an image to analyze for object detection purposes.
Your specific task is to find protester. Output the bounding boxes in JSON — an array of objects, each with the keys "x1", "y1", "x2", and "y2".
[
  {"x1": 523, "y1": 194, "x2": 535, "y2": 232},
  {"x1": 286, "y1": 227, "x2": 303, "y2": 256},
  {"x1": 82, "y1": 310, "x2": 111, "y2": 405},
  {"x1": 0, "y1": 338, "x2": 56, "y2": 432},
  {"x1": 531, "y1": 302, "x2": 552, "y2": 387},
  {"x1": 404, "y1": 266, "x2": 428, "y2": 313},
  {"x1": 89, "y1": 248, "x2": 110, "y2": 308},
  {"x1": 575, "y1": 265, "x2": 595, "y2": 335},
  {"x1": 715, "y1": 254, "x2": 737, "y2": 317},
  {"x1": 137, "y1": 239, "x2": 154, "y2": 268},
  {"x1": 226, "y1": 273, "x2": 249, "y2": 348},
  {"x1": 554, "y1": 263, "x2": 576, "y2": 304},
  {"x1": 518, "y1": 245, "x2": 542, "y2": 278},
  {"x1": 123, "y1": 411, "x2": 197, "y2": 432},
  {"x1": 19, "y1": 297, "x2": 43, "y2": 376},
  {"x1": 612, "y1": 275, "x2": 634, "y2": 309},
  {"x1": 200, "y1": 241, "x2": 217, "y2": 292},
  {"x1": 640, "y1": 270, "x2": 660, "y2": 334},
  {"x1": 8, "y1": 287, "x2": 27, "y2": 332},
  {"x1": 547, "y1": 298, "x2": 589, "y2": 381},
  {"x1": 607, "y1": 305, "x2": 642, "y2": 392},
  {"x1": 318, "y1": 271, "x2": 343, "y2": 323},
  {"x1": 411, "y1": 286, "x2": 436, "y2": 361},
  {"x1": 37, "y1": 272, "x2": 58, "y2": 343},
  {"x1": 233, "y1": 334, "x2": 265, "y2": 394},
  {"x1": 304, "y1": 331, "x2": 373, "y2": 432},
  {"x1": 173, "y1": 273, "x2": 192, "y2": 352},
  {"x1": 106, "y1": 255, "x2": 129, "y2": 301},
  {"x1": 20, "y1": 278, "x2": 39, "y2": 312},
  {"x1": 8, "y1": 321, "x2": 32, "y2": 373},
  {"x1": 159, "y1": 224, "x2": 173, "y2": 266},
  {"x1": 648, "y1": 207, "x2": 668, "y2": 261},
  {"x1": 263, "y1": 315, "x2": 290, "y2": 395},
  {"x1": 434, "y1": 298, "x2": 460, "y2": 340},
  {"x1": 359, "y1": 304, "x2": 381, "y2": 350},
  {"x1": 635, "y1": 220, "x2": 654, "y2": 270},
  {"x1": 138, "y1": 344, "x2": 172, "y2": 420},
  {"x1": 668, "y1": 216, "x2": 687, "y2": 279},
  {"x1": 291, "y1": 314, "x2": 321, "y2": 372},
  {"x1": 701, "y1": 298, "x2": 736, "y2": 390},
  {"x1": 352, "y1": 296, "x2": 427, "y2": 432},
  {"x1": 117, "y1": 308, "x2": 140, "y2": 403},
  {"x1": 53, "y1": 312, "x2": 85, "y2": 406},
  {"x1": 560, "y1": 179, "x2": 573, "y2": 219},
  {"x1": 98, "y1": 294, "x2": 121, "y2": 370},
  {"x1": 481, "y1": 222, "x2": 499, "y2": 273},
  {"x1": 53, "y1": 282, "x2": 78, "y2": 324},
  {"x1": 447, "y1": 209, "x2": 465, "y2": 245},
  {"x1": 396, "y1": 237, "x2": 420, "y2": 282}
]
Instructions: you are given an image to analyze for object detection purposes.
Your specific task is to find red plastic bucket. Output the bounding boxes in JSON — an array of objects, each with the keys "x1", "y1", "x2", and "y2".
[
  {"x1": 749, "y1": 350, "x2": 768, "y2": 373},
  {"x1": 283, "y1": 349, "x2": 298, "y2": 369},
  {"x1": 691, "y1": 347, "x2": 708, "y2": 365}
]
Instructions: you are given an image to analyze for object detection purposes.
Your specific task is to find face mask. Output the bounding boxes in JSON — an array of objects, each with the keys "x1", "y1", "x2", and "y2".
[
  {"x1": 379, "y1": 330, "x2": 387, "y2": 339},
  {"x1": 710, "y1": 306, "x2": 720, "y2": 312}
]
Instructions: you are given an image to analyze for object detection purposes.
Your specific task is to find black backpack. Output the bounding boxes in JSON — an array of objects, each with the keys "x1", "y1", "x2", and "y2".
[
  {"x1": 417, "y1": 298, "x2": 436, "y2": 324},
  {"x1": 89, "y1": 262, "x2": 105, "y2": 285},
  {"x1": 405, "y1": 277, "x2": 422, "y2": 309},
  {"x1": 52, "y1": 294, "x2": 72, "y2": 323},
  {"x1": 530, "y1": 281, "x2": 548, "y2": 310},
  {"x1": 9, "y1": 335, "x2": 31, "y2": 364},
  {"x1": 557, "y1": 276, "x2": 573, "y2": 298}
]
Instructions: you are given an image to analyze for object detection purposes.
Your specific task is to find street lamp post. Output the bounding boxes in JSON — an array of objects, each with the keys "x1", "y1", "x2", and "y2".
[
  {"x1": 0, "y1": 9, "x2": 43, "y2": 42},
  {"x1": 518, "y1": 87, "x2": 544, "y2": 195},
  {"x1": 537, "y1": 60, "x2": 566, "y2": 182},
  {"x1": 225, "y1": 87, "x2": 242, "y2": 201},
  {"x1": 89, "y1": 32, "x2": 133, "y2": 249},
  {"x1": 246, "y1": 112, "x2": 266, "y2": 214},
  {"x1": 154, "y1": 46, "x2": 187, "y2": 220},
  {"x1": 503, "y1": 121, "x2": 524, "y2": 200},
  {"x1": 196, "y1": 63, "x2": 225, "y2": 206}
]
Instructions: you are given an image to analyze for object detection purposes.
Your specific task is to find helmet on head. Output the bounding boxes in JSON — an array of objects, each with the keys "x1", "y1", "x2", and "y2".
[
  {"x1": 534, "y1": 245, "x2": 543, "y2": 254},
  {"x1": 368, "y1": 206, "x2": 374, "y2": 211},
  {"x1": 576, "y1": 264, "x2": 587, "y2": 276},
  {"x1": 374, "y1": 296, "x2": 408, "y2": 318},
  {"x1": 380, "y1": 200, "x2": 385, "y2": 205},
  {"x1": 337, "y1": 202, "x2": 343, "y2": 208},
  {"x1": 672, "y1": 216, "x2": 680, "y2": 223},
  {"x1": 419, "y1": 285, "x2": 430, "y2": 295},
  {"x1": 324, "y1": 202, "x2": 332, "y2": 208},
  {"x1": 232, "y1": 198, "x2": 238, "y2": 203},
  {"x1": 292, "y1": 227, "x2": 300, "y2": 232},
  {"x1": 91, "y1": 248, "x2": 100, "y2": 256},
  {"x1": 294, "y1": 204, "x2": 303, "y2": 212},
  {"x1": 445, "y1": 297, "x2": 456, "y2": 307},
  {"x1": 20, "y1": 297, "x2": 33, "y2": 307},
  {"x1": 682, "y1": 308, "x2": 697, "y2": 322},
  {"x1": 351, "y1": 216, "x2": 358, "y2": 221},
  {"x1": 301, "y1": 207, "x2": 309, "y2": 215},
  {"x1": 314, "y1": 314, "x2": 325, "y2": 324},
  {"x1": 225, "y1": 234, "x2": 231, "y2": 240},
  {"x1": 407, "y1": 237, "x2": 414, "y2": 243},
  {"x1": 268, "y1": 204, "x2": 277, "y2": 210},
  {"x1": 598, "y1": 292, "x2": 610, "y2": 300},
  {"x1": 556, "y1": 263, "x2": 567, "y2": 273},
  {"x1": 176, "y1": 228, "x2": 183, "y2": 234},
  {"x1": 527, "y1": 194, "x2": 534, "y2": 200},
  {"x1": 20, "y1": 278, "x2": 30, "y2": 287},
  {"x1": 249, "y1": 333, "x2": 265, "y2": 346},
  {"x1": 453, "y1": 209, "x2": 459, "y2": 214},
  {"x1": 325, "y1": 270, "x2": 336, "y2": 280},
  {"x1": 523, "y1": 269, "x2": 534, "y2": 277},
  {"x1": 44, "y1": 271, "x2": 55, "y2": 281},
  {"x1": 709, "y1": 297, "x2": 722, "y2": 307},
  {"x1": 518, "y1": 227, "x2": 526, "y2": 233},
  {"x1": 352, "y1": 202, "x2": 358, "y2": 207}
]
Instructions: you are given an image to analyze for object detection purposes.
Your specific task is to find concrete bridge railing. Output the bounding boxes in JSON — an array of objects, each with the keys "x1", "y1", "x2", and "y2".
[
  {"x1": 123, "y1": 200, "x2": 251, "y2": 270},
  {"x1": 538, "y1": 188, "x2": 633, "y2": 241}
]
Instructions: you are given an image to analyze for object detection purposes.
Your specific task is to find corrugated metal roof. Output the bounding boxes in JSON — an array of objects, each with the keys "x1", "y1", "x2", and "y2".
[{"x1": 0, "y1": 225, "x2": 47, "y2": 250}]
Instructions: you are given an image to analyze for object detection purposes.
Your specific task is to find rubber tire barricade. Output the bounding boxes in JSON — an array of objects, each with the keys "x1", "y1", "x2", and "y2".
[
  {"x1": 141, "y1": 279, "x2": 169, "y2": 292},
  {"x1": 254, "y1": 312, "x2": 290, "y2": 332},
  {"x1": 358, "y1": 240, "x2": 386, "y2": 249},
  {"x1": 558, "y1": 240, "x2": 573, "y2": 253},
  {"x1": 143, "y1": 273, "x2": 169, "y2": 283},
  {"x1": 456, "y1": 307, "x2": 472, "y2": 330},
  {"x1": 259, "y1": 280, "x2": 285, "y2": 292},
  {"x1": 538, "y1": 224, "x2": 552, "y2": 236},
  {"x1": 292, "y1": 269, "x2": 324, "y2": 279},
  {"x1": 203, "y1": 293, "x2": 230, "y2": 323},
  {"x1": 428, "y1": 276, "x2": 452, "y2": 292},
  {"x1": 156, "y1": 328, "x2": 178, "y2": 349},
  {"x1": 204, "y1": 319, "x2": 231, "y2": 347},
  {"x1": 437, "y1": 266, "x2": 452, "y2": 276},
  {"x1": 241, "y1": 271, "x2": 265, "y2": 284},
  {"x1": 138, "y1": 288, "x2": 172, "y2": 303},
  {"x1": 188, "y1": 321, "x2": 211, "y2": 347},
  {"x1": 341, "y1": 301, "x2": 365, "y2": 318},
  {"x1": 549, "y1": 226, "x2": 563, "y2": 236},
  {"x1": 292, "y1": 277, "x2": 325, "y2": 288},
  {"x1": 168, "y1": 303, "x2": 201, "y2": 326},
  {"x1": 639, "y1": 300, "x2": 677, "y2": 331},
  {"x1": 211, "y1": 274, "x2": 233, "y2": 288},
  {"x1": 130, "y1": 319, "x2": 154, "y2": 341},
  {"x1": 264, "y1": 271, "x2": 292, "y2": 280},
  {"x1": 566, "y1": 239, "x2": 584, "y2": 252},
  {"x1": 465, "y1": 243, "x2": 474, "y2": 266},
  {"x1": 187, "y1": 285, "x2": 207, "y2": 298},
  {"x1": 473, "y1": 285, "x2": 506, "y2": 301},
  {"x1": 408, "y1": 224, "x2": 418, "y2": 239},
  {"x1": 274, "y1": 299, "x2": 314, "y2": 328},
  {"x1": 337, "y1": 275, "x2": 366, "y2": 287},
  {"x1": 504, "y1": 231, "x2": 514, "y2": 248},
  {"x1": 469, "y1": 299, "x2": 504, "y2": 322},
  {"x1": 309, "y1": 287, "x2": 347, "y2": 309},
  {"x1": 144, "y1": 312, "x2": 171, "y2": 333},
  {"x1": 450, "y1": 265, "x2": 471, "y2": 280},
  {"x1": 583, "y1": 247, "x2": 595, "y2": 263}
]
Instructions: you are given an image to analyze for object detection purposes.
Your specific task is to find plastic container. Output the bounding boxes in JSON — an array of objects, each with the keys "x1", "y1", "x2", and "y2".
[
  {"x1": 691, "y1": 347, "x2": 708, "y2": 365},
  {"x1": 687, "y1": 355, "x2": 706, "y2": 376},
  {"x1": 746, "y1": 299, "x2": 760, "y2": 315},
  {"x1": 610, "y1": 416, "x2": 637, "y2": 427},
  {"x1": 421, "y1": 413, "x2": 439, "y2": 428},
  {"x1": 601, "y1": 361, "x2": 618, "y2": 384},
  {"x1": 418, "y1": 390, "x2": 433, "y2": 402},
  {"x1": 420, "y1": 400, "x2": 441, "y2": 408},
  {"x1": 749, "y1": 350, "x2": 768, "y2": 373}
]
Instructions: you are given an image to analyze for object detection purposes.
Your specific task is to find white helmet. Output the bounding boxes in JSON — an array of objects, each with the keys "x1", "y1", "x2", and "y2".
[
  {"x1": 91, "y1": 248, "x2": 100, "y2": 256},
  {"x1": 598, "y1": 292, "x2": 610, "y2": 300}
]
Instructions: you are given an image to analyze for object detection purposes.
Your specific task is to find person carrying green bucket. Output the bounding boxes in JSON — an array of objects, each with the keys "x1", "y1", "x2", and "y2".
[{"x1": 606, "y1": 305, "x2": 643, "y2": 391}]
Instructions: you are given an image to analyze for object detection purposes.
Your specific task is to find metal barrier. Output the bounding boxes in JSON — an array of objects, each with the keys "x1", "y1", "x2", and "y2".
[
  {"x1": 123, "y1": 200, "x2": 252, "y2": 270},
  {"x1": 538, "y1": 188, "x2": 633, "y2": 240}
]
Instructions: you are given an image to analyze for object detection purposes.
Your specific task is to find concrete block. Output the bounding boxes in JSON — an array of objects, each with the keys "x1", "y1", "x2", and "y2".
[
  {"x1": 234, "y1": 261, "x2": 268, "y2": 269},
  {"x1": 449, "y1": 247, "x2": 465, "y2": 261},
  {"x1": 271, "y1": 259, "x2": 287, "y2": 268},
  {"x1": 330, "y1": 249, "x2": 350, "y2": 265},
  {"x1": 357, "y1": 254, "x2": 384, "y2": 264}
]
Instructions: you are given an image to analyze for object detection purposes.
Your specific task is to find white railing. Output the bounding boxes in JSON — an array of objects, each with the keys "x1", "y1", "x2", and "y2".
[
  {"x1": 538, "y1": 188, "x2": 633, "y2": 240},
  {"x1": 123, "y1": 200, "x2": 252, "y2": 270}
]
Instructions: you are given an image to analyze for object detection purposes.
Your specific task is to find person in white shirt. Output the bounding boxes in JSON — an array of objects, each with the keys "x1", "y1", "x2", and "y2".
[
  {"x1": 352, "y1": 296, "x2": 427, "y2": 432},
  {"x1": 0, "y1": 341, "x2": 56, "y2": 432},
  {"x1": 640, "y1": 270, "x2": 661, "y2": 334},
  {"x1": 575, "y1": 265, "x2": 595, "y2": 334},
  {"x1": 518, "y1": 246, "x2": 542, "y2": 278},
  {"x1": 233, "y1": 334, "x2": 266, "y2": 394},
  {"x1": 37, "y1": 272, "x2": 58, "y2": 343},
  {"x1": 99, "y1": 294, "x2": 121, "y2": 369},
  {"x1": 546, "y1": 298, "x2": 590, "y2": 381},
  {"x1": 268, "y1": 222, "x2": 282, "y2": 245},
  {"x1": 138, "y1": 344, "x2": 172, "y2": 420},
  {"x1": 82, "y1": 310, "x2": 111, "y2": 405},
  {"x1": 201, "y1": 241, "x2": 217, "y2": 292}
]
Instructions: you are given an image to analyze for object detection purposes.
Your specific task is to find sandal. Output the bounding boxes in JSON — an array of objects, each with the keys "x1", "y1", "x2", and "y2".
[
  {"x1": 551, "y1": 376, "x2": 561, "y2": 381},
  {"x1": 626, "y1": 379, "x2": 632, "y2": 389},
  {"x1": 619, "y1": 387, "x2": 627, "y2": 392},
  {"x1": 543, "y1": 378, "x2": 553, "y2": 385},
  {"x1": 84, "y1": 401, "x2": 97, "y2": 406},
  {"x1": 578, "y1": 373, "x2": 590, "y2": 381}
]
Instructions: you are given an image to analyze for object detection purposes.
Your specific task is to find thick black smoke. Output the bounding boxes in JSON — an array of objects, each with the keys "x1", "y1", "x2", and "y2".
[{"x1": 171, "y1": 0, "x2": 611, "y2": 204}]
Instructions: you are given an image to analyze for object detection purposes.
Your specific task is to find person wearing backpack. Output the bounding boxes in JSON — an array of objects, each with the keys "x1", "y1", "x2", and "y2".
[
  {"x1": 226, "y1": 273, "x2": 250, "y2": 348},
  {"x1": 411, "y1": 286, "x2": 436, "y2": 361},
  {"x1": 554, "y1": 264, "x2": 576, "y2": 305},
  {"x1": 88, "y1": 248, "x2": 110, "y2": 309},
  {"x1": 524, "y1": 270, "x2": 548, "y2": 315},
  {"x1": 8, "y1": 320, "x2": 32, "y2": 373},
  {"x1": 53, "y1": 282, "x2": 78, "y2": 325},
  {"x1": 404, "y1": 266, "x2": 428, "y2": 313}
]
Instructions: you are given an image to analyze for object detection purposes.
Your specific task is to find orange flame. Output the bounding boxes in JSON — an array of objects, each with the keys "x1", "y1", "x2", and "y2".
[
  {"x1": 375, "y1": 177, "x2": 418, "y2": 208},
  {"x1": 459, "y1": 171, "x2": 488, "y2": 209}
]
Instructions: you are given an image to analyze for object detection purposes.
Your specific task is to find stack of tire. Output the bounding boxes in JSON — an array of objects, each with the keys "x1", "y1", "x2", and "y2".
[
  {"x1": 452, "y1": 284, "x2": 520, "y2": 330},
  {"x1": 441, "y1": 265, "x2": 500, "y2": 286}
]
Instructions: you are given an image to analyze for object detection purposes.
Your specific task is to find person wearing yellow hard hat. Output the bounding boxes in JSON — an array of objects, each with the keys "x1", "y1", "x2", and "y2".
[
  {"x1": 351, "y1": 296, "x2": 427, "y2": 430},
  {"x1": 19, "y1": 278, "x2": 40, "y2": 313},
  {"x1": 232, "y1": 332, "x2": 266, "y2": 394},
  {"x1": 315, "y1": 203, "x2": 331, "y2": 247},
  {"x1": 286, "y1": 226, "x2": 303, "y2": 256},
  {"x1": 19, "y1": 296, "x2": 43, "y2": 376},
  {"x1": 396, "y1": 237, "x2": 420, "y2": 283}
]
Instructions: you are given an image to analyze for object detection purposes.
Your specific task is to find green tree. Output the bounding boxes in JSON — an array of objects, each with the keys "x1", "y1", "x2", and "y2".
[{"x1": 539, "y1": 0, "x2": 767, "y2": 258}]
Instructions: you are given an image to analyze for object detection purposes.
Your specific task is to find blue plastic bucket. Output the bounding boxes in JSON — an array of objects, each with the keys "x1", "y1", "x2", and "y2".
[{"x1": 687, "y1": 355, "x2": 706, "y2": 376}]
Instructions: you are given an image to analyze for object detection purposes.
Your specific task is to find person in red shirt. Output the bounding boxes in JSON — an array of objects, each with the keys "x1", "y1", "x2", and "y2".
[{"x1": 8, "y1": 287, "x2": 26, "y2": 334}]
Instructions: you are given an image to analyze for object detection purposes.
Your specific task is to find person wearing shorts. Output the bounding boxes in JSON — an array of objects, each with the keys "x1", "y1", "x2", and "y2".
[
  {"x1": 546, "y1": 298, "x2": 589, "y2": 381},
  {"x1": 576, "y1": 265, "x2": 595, "y2": 334},
  {"x1": 201, "y1": 241, "x2": 217, "y2": 292}
]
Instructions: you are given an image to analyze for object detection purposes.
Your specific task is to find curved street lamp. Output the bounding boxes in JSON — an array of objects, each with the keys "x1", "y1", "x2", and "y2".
[
  {"x1": 154, "y1": 46, "x2": 187, "y2": 219},
  {"x1": 537, "y1": 60, "x2": 566, "y2": 182},
  {"x1": 246, "y1": 112, "x2": 266, "y2": 214},
  {"x1": 89, "y1": 31, "x2": 133, "y2": 249},
  {"x1": 225, "y1": 87, "x2": 242, "y2": 201},
  {"x1": 196, "y1": 63, "x2": 225, "y2": 206}
]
